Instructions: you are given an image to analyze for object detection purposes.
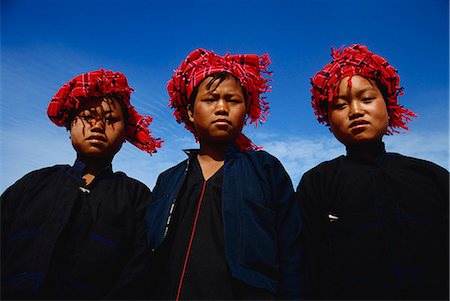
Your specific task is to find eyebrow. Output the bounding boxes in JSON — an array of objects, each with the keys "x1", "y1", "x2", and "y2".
[
  {"x1": 338, "y1": 87, "x2": 376, "y2": 99},
  {"x1": 80, "y1": 108, "x2": 115, "y2": 115}
]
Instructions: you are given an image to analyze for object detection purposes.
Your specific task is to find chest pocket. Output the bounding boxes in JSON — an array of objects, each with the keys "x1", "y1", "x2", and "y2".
[{"x1": 242, "y1": 200, "x2": 277, "y2": 278}]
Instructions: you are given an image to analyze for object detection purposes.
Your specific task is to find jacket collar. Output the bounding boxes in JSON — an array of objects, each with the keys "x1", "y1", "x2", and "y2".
[
  {"x1": 183, "y1": 146, "x2": 241, "y2": 160},
  {"x1": 346, "y1": 141, "x2": 386, "y2": 165},
  {"x1": 71, "y1": 159, "x2": 113, "y2": 187}
]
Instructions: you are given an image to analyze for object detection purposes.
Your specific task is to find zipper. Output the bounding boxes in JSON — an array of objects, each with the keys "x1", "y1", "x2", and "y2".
[
  {"x1": 175, "y1": 179, "x2": 207, "y2": 301},
  {"x1": 162, "y1": 158, "x2": 191, "y2": 241}
]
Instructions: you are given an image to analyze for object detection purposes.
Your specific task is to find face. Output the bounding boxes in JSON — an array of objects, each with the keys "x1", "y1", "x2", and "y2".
[
  {"x1": 70, "y1": 97, "x2": 126, "y2": 163},
  {"x1": 188, "y1": 75, "x2": 246, "y2": 147},
  {"x1": 328, "y1": 75, "x2": 389, "y2": 146}
]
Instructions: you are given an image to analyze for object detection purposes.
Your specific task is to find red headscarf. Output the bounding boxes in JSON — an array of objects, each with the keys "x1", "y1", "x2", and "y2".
[
  {"x1": 167, "y1": 48, "x2": 272, "y2": 150},
  {"x1": 47, "y1": 68, "x2": 162, "y2": 154},
  {"x1": 310, "y1": 44, "x2": 417, "y2": 134}
]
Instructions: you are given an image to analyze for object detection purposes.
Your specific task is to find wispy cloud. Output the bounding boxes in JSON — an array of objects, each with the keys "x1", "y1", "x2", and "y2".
[
  {"x1": 2, "y1": 121, "x2": 447, "y2": 193},
  {"x1": 253, "y1": 129, "x2": 449, "y2": 187},
  {"x1": 384, "y1": 131, "x2": 449, "y2": 169},
  {"x1": 0, "y1": 122, "x2": 197, "y2": 192}
]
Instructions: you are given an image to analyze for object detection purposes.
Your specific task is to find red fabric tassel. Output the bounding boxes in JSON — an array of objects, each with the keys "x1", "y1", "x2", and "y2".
[{"x1": 310, "y1": 44, "x2": 417, "y2": 135}]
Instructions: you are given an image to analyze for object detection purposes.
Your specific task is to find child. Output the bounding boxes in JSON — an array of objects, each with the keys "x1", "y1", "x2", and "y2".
[
  {"x1": 1, "y1": 69, "x2": 162, "y2": 299},
  {"x1": 297, "y1": 44, "x2": 449, "y2": 300},
  {"x1": 146, "y1": 48, "x2": 306, "y2": 300}
]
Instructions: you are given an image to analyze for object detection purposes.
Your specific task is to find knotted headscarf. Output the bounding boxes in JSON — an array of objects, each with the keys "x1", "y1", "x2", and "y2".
[
  {"x1": 311, "y1": 44, "x2": 417, "y2": 134},
  {"x1": 167, "y1": 48, "x2": 272, "y2": 150},
  {"x1": 47, "y1": 68, "x2": 162, "y2": 154}
]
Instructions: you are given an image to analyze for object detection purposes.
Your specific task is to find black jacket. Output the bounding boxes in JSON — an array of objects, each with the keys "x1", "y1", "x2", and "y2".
[
  {"x1": 1, "y1": 161, "x2": 152, "y2": 300},
  {"x1": 297, "y1": 143, "x2": 449, "y2": 300}
]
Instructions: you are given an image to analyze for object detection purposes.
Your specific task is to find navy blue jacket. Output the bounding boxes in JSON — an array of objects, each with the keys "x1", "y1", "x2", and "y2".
[
  {"x1": 1, "y1": 162, "x2": 152, "y2": 299},
  {"x1": 146, "y1": 149, "x2": 307, "y2": 299}
]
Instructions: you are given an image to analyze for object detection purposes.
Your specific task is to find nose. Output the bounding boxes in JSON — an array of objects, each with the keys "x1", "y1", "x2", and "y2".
[
  {"x1": 90, "y1": 116, "x2": 106, "y2": 132},
  {"x1": 215, "y1": 99, "x2": 229, "y2": 115},
  {"x1": 349, "y1": 101, "x2": 364, "y2": 119}
]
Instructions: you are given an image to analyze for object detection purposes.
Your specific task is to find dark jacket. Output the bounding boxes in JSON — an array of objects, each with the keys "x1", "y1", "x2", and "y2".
[
  {"x1": 296, "y1": 143, "x2": 449, "y2": 300},
  {"x1": 1, "y1": 161, "x2": 152, "y2": 300},
  {"x1": 146, "y1": 149, "x2": 307, "y2": 299}
]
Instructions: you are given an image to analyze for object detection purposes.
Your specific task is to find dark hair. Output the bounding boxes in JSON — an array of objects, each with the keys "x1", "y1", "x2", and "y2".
[
  {"x1": 188, "y1": 72, "x2": 246, "y2": 106},
  {"x1": 66, "y1": 95, "x2": 129, "y2": 131}
]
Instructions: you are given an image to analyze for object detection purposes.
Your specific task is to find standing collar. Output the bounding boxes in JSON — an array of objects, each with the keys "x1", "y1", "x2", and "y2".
[
  {"x1": 183, "y1": 146, "x2": 241, "y2": 159},
  {"x1": 71, "y1": 159, "x2": 113, "y2": 186},
  {"x1": 346, "y1": 141, "x2": 387, "y2": 164}
]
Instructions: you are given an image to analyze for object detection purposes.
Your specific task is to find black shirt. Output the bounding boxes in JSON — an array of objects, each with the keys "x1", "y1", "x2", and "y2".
[
  {"x1": 157, "y1": 157, "x2": 235, "y2": 299},
  {"x1": 297, "y1": 142, "x2": 449, "y2": 300}
]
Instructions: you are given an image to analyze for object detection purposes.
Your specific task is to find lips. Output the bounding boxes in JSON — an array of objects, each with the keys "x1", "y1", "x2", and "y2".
[
  {"x1": 213, "y1": 118, "x2": 231, "y2": 125},
  {"x1": 349, "y1": 119, "x2": 369, "y2": 129},
  {"x1": 86, "y1": 135, "x2": 107, "y2": 143}
]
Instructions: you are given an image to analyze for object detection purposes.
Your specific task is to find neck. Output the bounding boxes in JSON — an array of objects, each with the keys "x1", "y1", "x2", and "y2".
[
  {"x1": 198, "y1": 141, "x2": 232, "y2": 161},
  {"x1": 346, "y1": 140, "x2": 384, "y2": 160},
  {"x1": 77, "y1": 156, "x2": 111, "y2": 184},
  {"x1": 197, "y1": 142, "x2": 229, "y2": 181}
]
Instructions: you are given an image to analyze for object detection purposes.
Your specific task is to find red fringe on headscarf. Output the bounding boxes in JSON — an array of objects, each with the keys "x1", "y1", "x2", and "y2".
[
  {"x1": 310, "y1": 44, "x2": 417, "y2": 135},
  {"x1": 167, "y1": 48, "x2": 272, "y2": 151},
  {"x1": 47, "y1": 68, "x2": 162, "y2": 154}
]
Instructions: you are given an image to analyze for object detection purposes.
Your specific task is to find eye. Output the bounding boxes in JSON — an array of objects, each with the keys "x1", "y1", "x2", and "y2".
[
  {"x1": 105, "y1": 115, "x2": 120, "y2": 124},
  {"x1": 202, "y1": 98, "x2": 215, "y2": 103},
  {"x1": 228, "y1": 98, "x2": 243, "y2": 103},
  {"x1": 331, "y1": 102, "x2": 347, "y2": 110},
  {"x1": 362, "y1": 97, "x2": 375, "y2": 103},
  {"x1": 81, "y1": 114, "x2": 94, "y2": 121}
]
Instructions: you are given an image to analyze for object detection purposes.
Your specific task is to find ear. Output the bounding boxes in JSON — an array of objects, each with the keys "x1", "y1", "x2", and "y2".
[
  {"x1": 187, "y1": 104, "x2": 194, "y2": 123},
  {"x1": 327, "y1": 123, "x2": 334, "y2": 134}
]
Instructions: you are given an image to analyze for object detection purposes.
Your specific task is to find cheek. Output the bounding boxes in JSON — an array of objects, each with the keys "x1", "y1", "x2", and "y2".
[
  {"x1": 375, "y1": 103, "x2": 390, "y2": 128},
  {"x1": 234, "y1": 105, "x2": 247, "y2": 121},
  {"x1": 69, "y1": 123, "x2": 83, "y2": 141},
  {"x1": 328, "y1": 112, "x2": 345, "y2": 130},
  {"x1": 108, "y1": 124, "x2": 126, "y2": 140}
]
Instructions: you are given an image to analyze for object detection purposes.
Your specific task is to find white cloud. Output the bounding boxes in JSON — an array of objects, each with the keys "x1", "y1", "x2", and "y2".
[
  {"x1": 262, "y1": 135, "x2": 344, "y2": 186},
  {"x1": 384, "y1": 131, "x2": 449, "y2": 169},
  {"x1": 2, "y1": 124, "x2": 447, "y2": 194},
  {"x1": 255, "y1": 130, "x2": 449, "y2": 187}
]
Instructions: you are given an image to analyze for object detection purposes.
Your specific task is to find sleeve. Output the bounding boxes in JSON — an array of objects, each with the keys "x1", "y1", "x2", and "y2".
[
  {"x1": 1, "y1": 179, "x2": 26, "y2": 278},
  {"x1": 434, "y1": 164, "x2": 449, "y2": 215},
  {"x1": 107, "y1": 180, "x2": 153, "y2": 300},
  {"x1": 265, "y1": 156, "x2": 310, "y2": 299},
  {"x1": 1, "y1": 169, "x2": 42, "y2": 286}
]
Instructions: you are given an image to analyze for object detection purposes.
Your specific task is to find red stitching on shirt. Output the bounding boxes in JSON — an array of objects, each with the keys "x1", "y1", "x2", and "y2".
[{"x1": 175, "y1": 180, "x2": 207, "y2": 301}]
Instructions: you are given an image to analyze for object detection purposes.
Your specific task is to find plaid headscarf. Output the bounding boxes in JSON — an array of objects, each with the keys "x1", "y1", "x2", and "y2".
[
  {"x1": 311, "y1": 44, "x2": 417, "y2": 134},
  {"x1": 47, "y1": 68, "x2": 162, "y2": 154},
  {"x1": 167, "y1": 48, "x2": 272, "y2": 150}
]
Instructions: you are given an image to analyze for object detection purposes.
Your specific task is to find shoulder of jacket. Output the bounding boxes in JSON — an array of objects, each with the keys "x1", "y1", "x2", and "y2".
[
  {"x1": 3, "y1": 165, "x2": 69, "y2": 194},
  {"x1": 114, "y1": 171, "x2": 151, "y2": 190},
  {"x1": 20, "y1": 164, "x2": 69, "y2": 180},
  {"x1": 158, "y1": 159, "x2": 189, "y2": 177},
  {"x1": 242, "y1": 149, "x2": 280, "y2": 163},
  {"x1": 386, "y1": 152, "x2": 449, "y2": 174},
  {"x1": 303, "y1": 155, "x2": 345, "y2": 175}
]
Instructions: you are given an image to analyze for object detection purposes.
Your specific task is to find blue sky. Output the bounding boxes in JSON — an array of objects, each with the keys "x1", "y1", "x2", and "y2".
[{"x1": 1, "y1": 0, "x2": 448, "y2": 193}]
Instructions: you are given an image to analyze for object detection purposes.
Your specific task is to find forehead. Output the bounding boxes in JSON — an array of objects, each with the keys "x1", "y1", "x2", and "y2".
[
  {"x1": 338, "y1": 75, "x2": 378, "y2": 92},
  {"x1": 77, "y1": 97, "x2": 123, "y2": 113},
  {"x1": 197, "y1": 74, "x2": 243, "y2": 92}
]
